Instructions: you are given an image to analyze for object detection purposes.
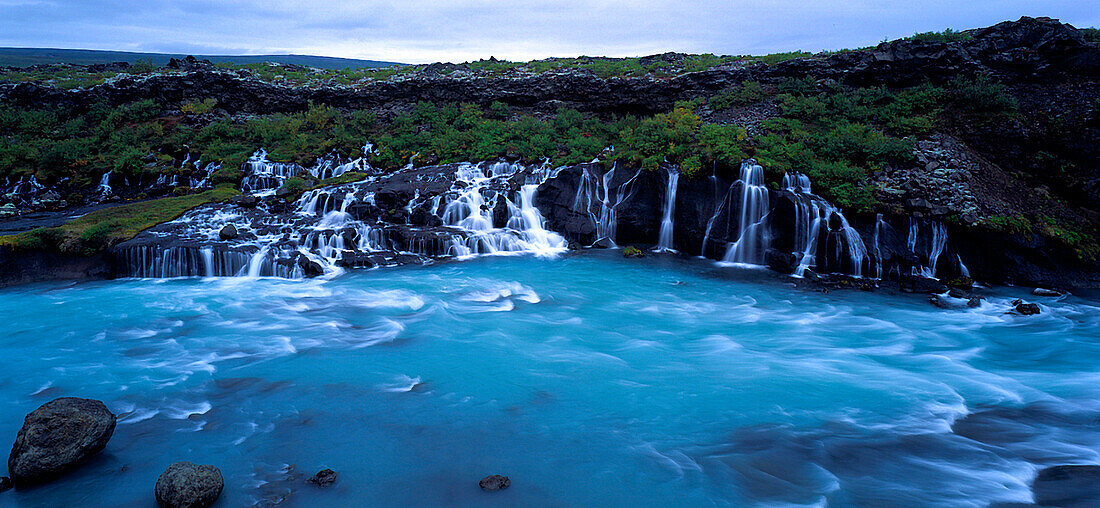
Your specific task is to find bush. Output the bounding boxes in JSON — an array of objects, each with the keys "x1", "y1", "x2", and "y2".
[
  {"x1": 211, "y1": 167, "x2": 244, "y2": 186},
  {"x1": 280, "y1": 176, "x2": 306, "y2": 194},
  {"x1": 181, "y1": 98, "x2": 218, "y2": 115},
  {"x1": 946, "y1": 76, "x2": 1017, "y2": 121},
  {"x1": 907, "y1": 28, "x2": 972, "y2": 43},
  {"x1": 708, "y1": 81, "x2": 766, "y2": 110}
]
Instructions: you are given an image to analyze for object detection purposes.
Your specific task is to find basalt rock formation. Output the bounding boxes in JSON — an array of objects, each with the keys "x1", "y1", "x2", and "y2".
[{"x1": 0, "y1": 16, "x2": 1096, "y2": 288}]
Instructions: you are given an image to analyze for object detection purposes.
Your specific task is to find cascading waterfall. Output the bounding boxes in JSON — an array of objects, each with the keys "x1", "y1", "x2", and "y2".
[
  {"x1": 97, "y1": 171, "x2": 112, "y2": 196},
  {"x1": 655, "y1": 166, "x2": 679, "y2": 251},
  {"x1": 571, "y1": 163, "x2": 641, "y2": 247},
  {"x1": 782, "y1": 172, "x2": 870, "y2": 277},
  {"x1": 117, "y1": 156, "x2": 567, "y2": 280},
  {"x1": 723, "y1": 161, "x2": 770, "y2": 264}
]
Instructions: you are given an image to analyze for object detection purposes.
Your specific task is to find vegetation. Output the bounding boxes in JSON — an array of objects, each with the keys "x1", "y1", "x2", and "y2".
[
  {"x1": 0, "y1": 184, "x2": 239, "y2": 254},
  {"x1": 907, "y1": 29, "x2": 973, "y2": 43}
]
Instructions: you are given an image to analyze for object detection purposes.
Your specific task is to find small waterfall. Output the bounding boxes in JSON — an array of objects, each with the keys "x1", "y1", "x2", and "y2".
[
  {"x1": 723, "y1": 161, "x2": 770, "y2": 264},
  {"x1": 782, "y1": 172, "x2": 811, "y2": 194},
  {"x1": 872, "y1": 213, "x2": 887, "y2": 279},
  {"x1": 907, "y1": 219, "x2": 955, "y2": 279},
  {"x1": 571, "y1": 163, "x2": 641, "y2": 247},
  {"x1": 783, "y1": 172, "x2": 870, "y2": 277},
  {"x1": 240, "y1": 149, "x2": 305, "y2": 194},
  {"x1": 656, "y1": 166, "x2": 679, "y2": 252},
  {"x1": 97, "y1": 171, "x2": 112, "y2": 196}
]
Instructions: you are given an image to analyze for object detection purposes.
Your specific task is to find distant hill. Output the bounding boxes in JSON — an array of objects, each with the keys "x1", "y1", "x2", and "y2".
[{"x1": 0, "y1": 48, "x2": 401, "y2": 70}]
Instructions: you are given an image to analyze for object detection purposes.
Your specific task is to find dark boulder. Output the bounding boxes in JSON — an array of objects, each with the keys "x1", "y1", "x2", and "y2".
[
  {"x1": 1032, "y1": 288, "x2": 1063, "y2": 297},
  {"x1": 479, "y1": 474, "x2": 510, "y2": 491},
  {"x1": 7, "y1": 397, "x2": 116, "y2": 486},
  {"x1": 218, "y1": 224, "x2": 238, "y2": 240},
  {"x1": 1015, "y1": 302, "x2": 1041, "y2": 315},
  {"x1": 491, "y1": 197, "x2": 510, "y2": 229},
  {"x1": 947, "y1": 288, "x2": 968, "y2": 299},
  {"x1": 155, "y1": 461, "x2": 223, "y2": 508},
  {"x1": 228, "y1": 194, "x2": 259, "y2": 208},
  {"x1": 307, "y1": 468, "x2": 337, "y2": 487},
  {"x1": 765, "y1": 248, "x2": 798, "y2": 274},
  {"x1": 1032, "y1": 465, "x2": 1100, "y2": 508},
  {"x1": 899, "y1": 275, "x2": 948, "y2": 294},
  {"x1": 0, "y1": 476, "x2": 11, "y2": 492},
  {"x1": 967, "y1": 297, "x2": 982, "y2": 308}
]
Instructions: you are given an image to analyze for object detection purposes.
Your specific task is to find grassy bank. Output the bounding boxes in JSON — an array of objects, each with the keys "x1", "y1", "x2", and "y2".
[{"x1": 0, "y1": 185, "x2": 238, "y2": 255}]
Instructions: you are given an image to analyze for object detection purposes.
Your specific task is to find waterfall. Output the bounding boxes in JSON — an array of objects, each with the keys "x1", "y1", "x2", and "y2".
[
  {"x1": 907, "y1": 219, "x2": 953, "y2": 278},
  {"x1": 571, "y1": 163, "x2": 641, "y2": 247},
  {"x1": 118, "y1": 156, "x2": 569, "y2": 280},
  {"x1": 782, "y1": 172, "x2": 870, "y2": 277},
  {"x1": 97, "y1": 171, "x2": 112, "y2": 196},
  {"x1": 723, "y1": 161, "x2": 770, "y2": 264},
  {"x1": 872, "y1": 213, "x2": 887, "y2": 279},
  {"x1": 656, "y1": 166, "x2": 679, "y2": 252}
]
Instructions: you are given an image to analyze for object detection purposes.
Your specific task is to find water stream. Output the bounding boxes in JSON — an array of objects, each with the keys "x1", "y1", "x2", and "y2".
[{"x1": 1, "y1": 253, "x2": 1097, "y2": 507}]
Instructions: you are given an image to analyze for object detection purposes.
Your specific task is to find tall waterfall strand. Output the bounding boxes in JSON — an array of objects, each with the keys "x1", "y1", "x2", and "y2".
[
  {"x1": 656, "y1": 166, "x2": 680, "y2": 251},
  {"x1": 723, "y1": 161, "x2": 770, "y2": 264},
  {"x1": 571, "y1": 163, "x2": 641, "y2": 247}
]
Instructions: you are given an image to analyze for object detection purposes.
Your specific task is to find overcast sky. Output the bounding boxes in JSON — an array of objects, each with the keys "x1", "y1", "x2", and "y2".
[{"x1": 1, "y1": 1, "x2": 1096, "y2": 64}]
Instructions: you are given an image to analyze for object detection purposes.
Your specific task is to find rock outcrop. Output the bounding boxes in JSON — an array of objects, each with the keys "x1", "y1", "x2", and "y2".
[{"x1": 7, "y1": 397, "x2": 116, "y2": 485}]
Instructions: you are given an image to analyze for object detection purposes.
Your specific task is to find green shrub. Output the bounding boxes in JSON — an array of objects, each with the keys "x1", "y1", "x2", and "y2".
[
  {"x1": 708, "y1": 81, "x2": 766, "y2": 110},
  {"x1": 907, "y1": 28, "x2": 972, "y2": 43},
  {"x1": 211, "y1": 167, "x2": 244, "y2": 186},
  {"x1": 1082, "y1": 27, "x2": 1100, "y2": 42},
  {"x1": 946, "y1": 75, "x2": 1018, "y2": 121},
  {"x1": 181, "y1": 98, "x2": 218, "y2": 115},
  {"x1": 280, "y1": 176, "x2": 306, "y2": 194}
]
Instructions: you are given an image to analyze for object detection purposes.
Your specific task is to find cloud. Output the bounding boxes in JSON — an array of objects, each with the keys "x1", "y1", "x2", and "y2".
[{"x1": 0, "y1": 0, "x2": 1096, "y2": 63}]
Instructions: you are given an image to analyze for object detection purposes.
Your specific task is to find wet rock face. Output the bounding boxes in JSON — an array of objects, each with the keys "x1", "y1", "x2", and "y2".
[
  {"x1": 479, "y1": 474, "x2": 510, "y2": 491},
  {"x1": 1015, "y1": 301, "x2": 1041, "y2": 315},
  {"x1": 155, "y1": 461, "x2": 224, "y2": 508},
  {"x1": 1032, "y1": 465, "x2": 1100, "y2": 508},
  {"x1": 218, "y1": 223, "x2": 238, "y2": 240},
  {"x1": 7, "y1": 397, "x2": 116, "y2": 486}
]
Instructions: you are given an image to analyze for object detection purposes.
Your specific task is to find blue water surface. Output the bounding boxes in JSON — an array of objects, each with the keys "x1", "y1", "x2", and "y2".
[{"x1": 1, "y1": 251, "x2": 1098, "y2": 507}]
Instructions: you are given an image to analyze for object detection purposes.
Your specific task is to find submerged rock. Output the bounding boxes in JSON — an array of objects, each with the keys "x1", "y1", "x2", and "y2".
[
  {"x1": 479, "y1": 474, "x2": 510, "y2": 491},
  {"x1": 155, "y1": 461, "x2": 223, "y2": 508},
  {"x1": 307, "y1": 468, "x2": 337, "y2": 487},
  {"x1": 7, "y1": 397, "x2": 116, "y2": 485},
  {"x1": 622, "y1": 246, "x2": 644, "y2": 258},
  {"x1": 1032, "y1": 288, "x2": 1063, "y2": 297},
  {"x1": 1015, "y1": 302, "x2": 1041, "y2": 315},
  {"x1": 1032, "y1": 465, "x2": 1100, "y2": 507},
  {"x1": 0, "y1": 476, "x2": 11, "y2": 492},
  {"x1": 967, "y1": 297, "x2": 982, "y2": 308}
]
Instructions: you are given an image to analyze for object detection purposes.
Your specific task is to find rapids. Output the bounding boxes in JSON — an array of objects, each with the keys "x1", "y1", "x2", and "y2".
[{"x1": 1, "y1": 253, "x2": 1098, "y2": 507}]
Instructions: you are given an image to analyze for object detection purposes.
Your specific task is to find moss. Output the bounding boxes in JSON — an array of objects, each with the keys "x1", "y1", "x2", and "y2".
[
  {"x1": 622, "y1": 246, "x2": 644, "y2": 258},
  {"x1": 0, "y1": 185, "x2": 239, "y2": 255}
]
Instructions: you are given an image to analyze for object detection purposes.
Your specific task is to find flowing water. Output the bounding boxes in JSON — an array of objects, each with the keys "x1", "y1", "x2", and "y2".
[{"x1": 2, "y1": 253, "x2": 1099, "y2": 507}]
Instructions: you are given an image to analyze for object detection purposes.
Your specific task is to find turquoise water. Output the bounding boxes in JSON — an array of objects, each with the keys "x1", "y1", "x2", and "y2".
[{"x1": 1, "y1": 252, "x2": 1099, "y2": 507}]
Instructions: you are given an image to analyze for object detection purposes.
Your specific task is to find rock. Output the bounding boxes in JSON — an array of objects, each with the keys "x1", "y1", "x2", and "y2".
[
  {"x1": 218, "y1": 224, "x2": 238, "y2": 240},
  {"x1": 928, "y1": 295, "x2": 952, "y2": 309},
  {"x1": 899, "y1": 275, "x2": 948, "y2": 294},
  {"x1": 228, "y1": 194, "x2": 259, "y2": 208},
  {"x1": 591, "y1": 238, "x2": 614, "y2": 249},
  {"x1": 1032, "y1": 287, "x2": 1063, "y2": 297},
  {"x1": 622, "y1": 246, "x2": 644, "y2": 258},
  {"x1": 1032, "y1": 465, "x2": 1100, "y2": 507},
  {"x1": 7, "y1": 397, "x2": 116, "y2": 485},
  {"x1": 1015, "y1": 302, "x2": 1041, "y2": 315},
  {"x1": 307, "y1": 468, "x2": 337, "y2": 487},
  {"x1": 765, "y1": 248, "x2": 798, "y2": 274},
  {"x1": 967, "y1": 297, "x2": 982, "y2": 308},
  {"x1": 155, "y1": 461, "x2": 224, "y2": 508},
  {"x1": 0, "y1": 476, "x2": 11, "y2": 492},
  {"x1": 947, "y1": 288, "x2": 968, "y2": 298},
  {"x1": 479, "y1": 474, "x2": 510, "y2": 491}
]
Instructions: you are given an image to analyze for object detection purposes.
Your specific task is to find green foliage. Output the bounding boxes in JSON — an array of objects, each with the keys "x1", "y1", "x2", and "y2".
[
  {"x1": 945, "y1": 75, "x2": 1018, "y2": 122},
  {"x1": 982, "y1": 215, "x2": 1033, "y2": 234},
  {"x1": 280, "y1": 176, "x2": 306, "y2": 194},
  {"x1": 907, "y1": 28, "x2": 972, "y2": 43},
  {"x1": 708, "y1": 81, "x2": 766, "y2": 110},
  {"x1": 210, "y1": 166, "x2": 243, "y2": 186},
  {"x1": 753, "y1": 51, "x2": 814, "y2": 65},
  {"x1": 622, "y1": 246, "x2": 644, "y2": 258},
  {"x1": 129, "y1": 58, "x2": 157, "y2": 73},
  {"x1": 181, "y1": 98, "x2": 218, "y2": 115},
  {"x1": 1081, "y1": 28, "x2": 1100, "y2": 42}
]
